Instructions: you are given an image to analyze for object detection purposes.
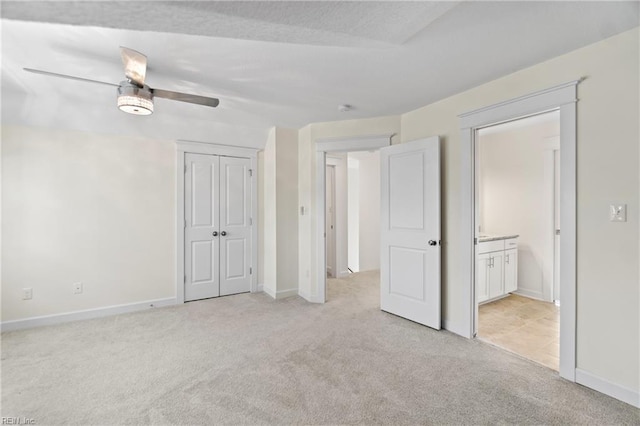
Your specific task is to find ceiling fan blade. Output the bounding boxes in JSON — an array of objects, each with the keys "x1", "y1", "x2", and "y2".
[
  {"x1": 152, "y1": 88, "x2": 220, "y2": 108},
  {"x1": 24, "y1": 68, "x2": 119, "y2": 87},
  {"x1": 120, "y1": 46, "x2": 147, "y2": 86}
]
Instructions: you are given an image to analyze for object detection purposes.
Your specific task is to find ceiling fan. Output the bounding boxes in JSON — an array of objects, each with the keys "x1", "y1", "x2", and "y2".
[{"x1": 24, "y1": 46, "x2": 220, "y2": 115}]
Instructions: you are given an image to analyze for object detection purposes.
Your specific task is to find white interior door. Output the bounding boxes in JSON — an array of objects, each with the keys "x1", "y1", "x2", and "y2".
[
  {"x1": 185, "y1": 153, "x2": 220, "y2": 301},
  {"x1": 553, "y1": 149, "x2": 561, "y2": 302},
  {"x1": 380, "y1": 136, "x2": 441, "y2": 329},
  {"x1": 325, "y1": 165, "x2": 336, "y2": 277},
  {"x1": 219, "y1": 156, "x2": 252, "y2": 296}
]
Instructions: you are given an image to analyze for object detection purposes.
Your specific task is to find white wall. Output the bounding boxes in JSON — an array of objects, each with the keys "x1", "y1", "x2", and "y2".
[
  {"x1": 327, "y1": 153, "x2": 349, "y2": 278},
  {"x1": 400, "y1": 28, "x2": 639, "y2": 393},
  {"x1": 347, "y1": 157, "x2": 360, "y2": 272},
  {"x1": 262, "y1": 129, "x2": 278, "y2": 296},
  {"x1": 478, "y1": 114, "x2": 559, "y2": 300},
  {"x1": 1, "y1": 126, "x2": 176, "y2": 321},
  {"x1": 354, "y1": 151, "x2": 380, "y2": 272}
]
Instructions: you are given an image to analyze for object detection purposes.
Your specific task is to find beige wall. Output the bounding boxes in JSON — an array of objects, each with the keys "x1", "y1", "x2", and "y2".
[
  {"x1": 401, "y1": 28, "x2": 639, "y2": 391},
  {"x1": 275, "y1": 128, "x2": 299, "y2": 294},
  {"x1": 263, "y1": 127, "x2": 299, "y2": 298},
  {"x1": 1, "y1": 126, "x2": 176, "y2": 321}
]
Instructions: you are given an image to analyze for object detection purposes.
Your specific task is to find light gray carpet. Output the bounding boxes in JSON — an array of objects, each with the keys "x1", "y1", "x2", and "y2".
[{"x1": 2, "y1": 271, "x2": 638, "y2": 425}]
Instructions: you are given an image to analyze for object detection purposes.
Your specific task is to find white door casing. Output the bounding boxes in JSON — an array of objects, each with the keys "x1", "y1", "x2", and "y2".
[
  {"x1": 380, "y1": 136, "x2": 441, "y2": 329},
  {"x1": 219, "y1": 155, "x2": 252, "y2": 296},
  {"x1": 325, "y1": 165, "x2": 336, "y2": 277},
  {"x1": 458, "y1": 79, "x2": 579, "y2": 381},
  {"x1": 314, "y1": 134, "x2": 394, "y2": 303}
]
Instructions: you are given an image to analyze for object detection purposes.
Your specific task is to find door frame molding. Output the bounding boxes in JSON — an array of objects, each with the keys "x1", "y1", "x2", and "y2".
[
  {"x1": 314, "y1": 134, "x2": 394, "y2": 303},
  {"x1": 458, "y1": 79, "x2": 582, "y2": 382},
  {"x1": 176, "y1": 140, "x2": 259, "y2": 304}
]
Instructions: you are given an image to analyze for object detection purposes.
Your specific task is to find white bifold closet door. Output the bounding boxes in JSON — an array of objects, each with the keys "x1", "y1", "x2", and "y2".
[{"x1": 184, "y1": 153, "x2": 252, "y2": 301}]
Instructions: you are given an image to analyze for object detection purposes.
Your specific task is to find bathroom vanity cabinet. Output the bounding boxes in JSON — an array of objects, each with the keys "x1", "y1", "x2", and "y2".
[{"x1": 476, "y1": 236, "x2": 518, "y2": 303}]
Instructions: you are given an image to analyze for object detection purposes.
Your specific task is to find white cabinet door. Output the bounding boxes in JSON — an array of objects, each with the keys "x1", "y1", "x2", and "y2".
[
  {"x1": 380, "y1": 136, "x2": 441, "y2": 329},
  {"x1": 219, "y1": 156, "x2": 252, "y2": 296},
  {"x1": 488, "y1": 251, "x2": 504, "y2": 299},
  {"x1": 185, "y1": 153, "x2": 220, "y2": 301},
  {"x1": 504, "y1": 248, "x2": 518, "y2": 293},
  {"x1": 476, "y1": 253, "x2": 490, "y2": 303}
]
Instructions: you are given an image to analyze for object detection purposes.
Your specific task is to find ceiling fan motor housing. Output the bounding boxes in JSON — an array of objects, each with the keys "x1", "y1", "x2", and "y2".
[{"x1": 117, "y1": 81, "x2": 154, "y2": 115}]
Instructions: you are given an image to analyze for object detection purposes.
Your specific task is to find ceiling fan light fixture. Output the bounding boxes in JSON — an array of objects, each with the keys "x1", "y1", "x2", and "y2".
[{"x1": 117, "y1": 82, "x2": 154, "y2": 115}]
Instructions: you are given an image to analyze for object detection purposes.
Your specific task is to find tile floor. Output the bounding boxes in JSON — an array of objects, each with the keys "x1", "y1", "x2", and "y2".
[{"x1": 478, "y1": 294, "x2": 559, "y2": 371}]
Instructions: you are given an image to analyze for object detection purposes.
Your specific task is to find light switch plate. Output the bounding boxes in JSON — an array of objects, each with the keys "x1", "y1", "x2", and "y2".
[{"x1": 610, "y1": 204, "x2": 627, "y2": 222}]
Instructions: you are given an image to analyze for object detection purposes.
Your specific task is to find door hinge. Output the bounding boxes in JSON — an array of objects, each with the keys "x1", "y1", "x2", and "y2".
[
  {"x1": 184, "y1": 164, "x2": 187, "y2": 173},
  {"x1": 184, "y1": 219, "x2": 187, "y2": 229},
  {"x1": 249, "y1": 169, "x2": 253, "y2": 177},
  {"x1": 250, "y1": 267, "x2": 253, "y2": 275},
  {"x1": 184, "y1": 275, "x2": 186, "y2": 283},
  {"x1": 249, "y1": 217, "x2": 253, "y2": 226}
]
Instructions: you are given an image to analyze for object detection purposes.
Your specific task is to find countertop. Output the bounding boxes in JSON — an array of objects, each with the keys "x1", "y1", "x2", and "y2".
[{"x1": 478, "y1": 234, "x2": 519, "y2": 242}]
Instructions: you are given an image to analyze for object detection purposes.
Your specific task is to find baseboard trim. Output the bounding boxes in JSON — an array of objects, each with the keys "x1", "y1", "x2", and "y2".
[
  {"x1": 299, "y1": 290, "x2": 323, "y2": 303},
  {"x1": 256, "y1": 284, "x2": 264, "y2": 293},
  {"x1": 263, "y1": 286, "x2": 276, "y2": 299},
  {"x1": 513, "y1": 289, "x2": 546, "y2": 301},
  {"x1": 298, "y1": 289, "x2": 311, "y2": 302},
  {"x1": 576, "y1": 368, "x2": 639, "y2": 408},
  {"x1": 442, "y1": 319, "x2": 472, "y2": 339},
  {"x1": 275, "y1": 288, "x2": 298, "y2": 299},
  {"x1": 1, "y1": 297, "x2": 177, "y2": 332}
]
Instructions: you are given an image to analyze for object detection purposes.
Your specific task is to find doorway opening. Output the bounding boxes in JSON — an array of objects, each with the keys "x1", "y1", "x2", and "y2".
[
  {"x1": 324, "y1": 150, "x2": 381, "y2": 301},
  {"x1": 474, "y1": 111, "x2": 561, "y2": 370}
]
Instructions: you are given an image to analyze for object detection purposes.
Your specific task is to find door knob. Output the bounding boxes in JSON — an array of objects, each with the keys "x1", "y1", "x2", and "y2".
[
  {"x1": 212, "y1": 231, "x2": 218, "y2": 237},
  {"x1": 221, "y1": 231, "x2": 227, "y2": 236},
  {"x1": 428, "y1": 240, "x2": 438, "y2": 246}
]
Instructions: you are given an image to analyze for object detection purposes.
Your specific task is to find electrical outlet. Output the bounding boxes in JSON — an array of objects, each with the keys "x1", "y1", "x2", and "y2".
[
  {"x1": 22, "y1": 288, "x2": 33, "y2": 300},
  {"x1": 73, "y1": 282, "x2": 83, "y2": 294}
]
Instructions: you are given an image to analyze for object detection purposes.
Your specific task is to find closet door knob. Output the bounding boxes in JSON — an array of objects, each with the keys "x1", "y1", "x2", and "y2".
[
  {"x1": 212, "y1": 231, "x2": 218, "y2": 237},
  {"x1": 428, "y1": 240, "x2": 438, "y2": 246},
  {"x1": 221, "y1": 231, "x2": 227, "y2": 236}
]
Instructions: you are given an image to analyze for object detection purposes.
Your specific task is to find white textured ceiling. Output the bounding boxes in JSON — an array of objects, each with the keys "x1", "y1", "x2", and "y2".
[{"x1": 1, "y1": 1, "x2": 638, "y2": 147}]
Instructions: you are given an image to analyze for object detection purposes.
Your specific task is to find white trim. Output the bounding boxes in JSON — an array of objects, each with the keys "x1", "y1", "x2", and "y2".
[
  {"x1": 275, "y1": 288, "x2": 299, "y2": 299},
  {"x1": 315, "y1": 134, "x2": 393, "y2": 303},
  {"x1": 264, "y1": 286, "x2": 299, "y2": 300},
  {"x1": 176, "y1": 141, "x2": 260, "y2": 305},
  {"x1": 263, "y1": 286, "x2": 276, "y2": 299},
  {"x1": 459, "y1": 79, "x2": 583, "y2": 129},
  {"x1": 442, "y1": 319, "x2": 470, "y2": 337},
  {"x1": 316, "y1": 133, "x2": 394, "y2": 153},
  {"x1": 576, "y1": 369, "x2": 640, "y2": 408},
  {"x1": 459, "y1": 80, "x2": 580, "y2": 382},
  {"x1": 298, "y1": 289, "x2": 312, "y2": 302},
  {"x1": 316, "y1": 151, "x2": 327, "y2": 303},
  {"x1": 257, "y1": 284, "x2": 264, "y2": 293},
  {"x1": 177, "y1": 140, "x2": 259, "y2": 158},
  {"x1": 512, "y1": 289, "x2": 546, "y2": 301},
  {"x1": 1, "y1": 298, "x2": 177, "y2": 332}
]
